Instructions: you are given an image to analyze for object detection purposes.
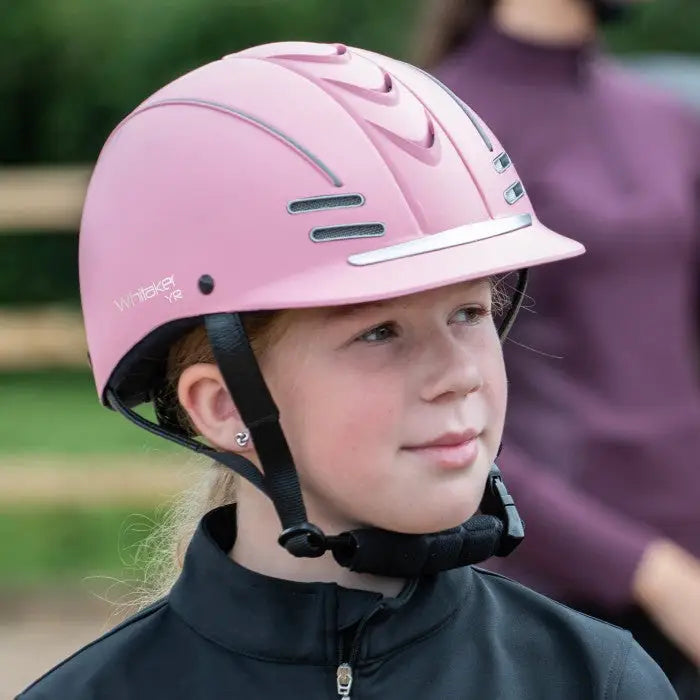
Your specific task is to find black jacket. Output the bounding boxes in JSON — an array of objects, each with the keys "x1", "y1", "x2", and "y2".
[{"x1": 19, "y1": 505, "x2": 676, "y2": 699}]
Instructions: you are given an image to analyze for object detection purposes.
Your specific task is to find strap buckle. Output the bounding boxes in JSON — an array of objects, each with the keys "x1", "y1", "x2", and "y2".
[
  {"x1": 482, "y1": 464, "x2": 525, "y2": 556},
  {"x1": 278, "y1": 522, "x2": 328, "y2": 558}
]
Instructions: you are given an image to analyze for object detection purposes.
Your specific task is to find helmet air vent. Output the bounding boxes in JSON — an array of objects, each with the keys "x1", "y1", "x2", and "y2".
[
  {"x1": 310, "y1": 223, "x2": 385, "y2": 242},
  {"x1": 288, "y1": 194, "x2": 365, "y2": 213}
]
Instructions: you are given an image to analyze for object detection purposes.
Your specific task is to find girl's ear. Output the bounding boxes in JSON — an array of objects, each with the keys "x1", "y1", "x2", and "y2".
[{"x1": 178, "y1": 364, "x2": 253, "y2": 453}]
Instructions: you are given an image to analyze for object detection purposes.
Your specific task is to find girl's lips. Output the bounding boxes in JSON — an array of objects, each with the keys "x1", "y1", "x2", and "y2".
[
  {"x1": 403, "y1": 434, "x2": 480, "y2": 470},
  {"x1": 405, "y1": 429, "x2": 480, "y2": 449}
]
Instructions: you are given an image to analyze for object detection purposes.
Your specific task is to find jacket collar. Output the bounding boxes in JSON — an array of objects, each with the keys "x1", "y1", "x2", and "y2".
[{"x1": 169, "y1": 505, "x2": 472, "y2": 664}]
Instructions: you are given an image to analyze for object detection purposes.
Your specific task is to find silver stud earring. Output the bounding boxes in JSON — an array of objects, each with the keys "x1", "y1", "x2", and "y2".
[{"x1": 235, "y1": 432, "x2": 250, "y2": 448}]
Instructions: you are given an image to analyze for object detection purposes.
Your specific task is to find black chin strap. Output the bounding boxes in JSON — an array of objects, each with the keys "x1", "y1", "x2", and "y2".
[
  {"x1": 204, "y1": 313, "x2": 329, "y2": 557},
  {"x1": 331, "y1": 515, "x2": 502, "y2": 577},
  {"x1": 106, "y1": 387, "x2": 267, "y2": 492},
  {"x1": 325, "y1": 464, "x2": 524, "y2": 576}
]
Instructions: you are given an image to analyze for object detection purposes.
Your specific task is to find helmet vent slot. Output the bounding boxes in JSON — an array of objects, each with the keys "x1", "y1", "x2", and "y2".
[
  {"x1": 310, "y1": 223, "x2": 385, "y2": 242},
  {"x1": 493, "y1": 152, "x2": 512, "y2": 173},
  {"x1": 504, "y1": 182, "x2": 525, "y2": 205},
  {"x1": 288, "y1": 194, "x2": 365, "y2": 213}
]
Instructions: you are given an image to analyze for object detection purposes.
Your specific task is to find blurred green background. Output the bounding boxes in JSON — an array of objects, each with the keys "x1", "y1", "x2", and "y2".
[{"x1": 2, "y1": 0, "x2": 700, "y2": 589}]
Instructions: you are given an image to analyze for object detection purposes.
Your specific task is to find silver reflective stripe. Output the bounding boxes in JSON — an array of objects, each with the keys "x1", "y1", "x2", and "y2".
[
  {"x1": 408, "y1": 64, "x2": 494, "y2": 152},
  {"x1": 347, "y1": 213, "x2": 532, "y2": 266},
  {"x1": 142, "y1": 98, "x2": 343, "y2": 187}
]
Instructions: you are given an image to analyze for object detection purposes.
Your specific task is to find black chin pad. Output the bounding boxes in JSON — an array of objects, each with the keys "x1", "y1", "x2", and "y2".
[{"x1": 331, "y1": 514, "x2": 504, "y2": 577}]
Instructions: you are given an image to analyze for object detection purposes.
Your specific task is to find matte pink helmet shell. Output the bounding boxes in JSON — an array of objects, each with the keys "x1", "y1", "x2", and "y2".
[{"x1": 78, "y1": 41, "x2": 584, "y2": 403}]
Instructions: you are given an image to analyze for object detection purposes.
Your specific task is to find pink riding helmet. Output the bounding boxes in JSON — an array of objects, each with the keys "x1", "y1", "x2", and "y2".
[
  {"x1": 79, "y1": 40, "x2": 583, "y2": 406},
  {"x1": 78, "y1": 41, "x2": 585, "y2": 571}
]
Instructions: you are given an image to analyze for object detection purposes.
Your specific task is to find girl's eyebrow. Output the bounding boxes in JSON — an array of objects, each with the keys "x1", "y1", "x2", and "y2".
[{"x1": 323, "y1": 299, "x2": 394, "y2": 321}]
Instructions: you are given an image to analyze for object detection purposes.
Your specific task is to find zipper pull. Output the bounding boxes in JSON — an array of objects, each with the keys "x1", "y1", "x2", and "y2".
[{"x1": 337, "y1": 662, "x2": 353, "y2": 698}]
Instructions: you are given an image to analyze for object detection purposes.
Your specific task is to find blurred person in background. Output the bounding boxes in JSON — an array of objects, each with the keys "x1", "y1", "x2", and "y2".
[{"x1": 416, "y1": 0, "x2": 700, "y2": 695}]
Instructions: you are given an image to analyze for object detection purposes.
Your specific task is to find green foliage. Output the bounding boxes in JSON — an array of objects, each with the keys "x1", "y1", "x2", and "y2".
[
  {"x1": 604, "y1": 0, "x2": 700, "y2": 54},
  {"x1": 0, "y1": 505, "x2": 158, "y2": 584},
  {"x1": 1, "y1": 0, "x2": 698, "y2": 165},
  {"x1": 0, "y1": 370, "x2": 176, "y2": 454},
  {"x1": 0, "y1": 0, "x2": 417, "y2": 164},
  {"x1": 0, "y1": 234, "x2": 78, "y2": 304}
]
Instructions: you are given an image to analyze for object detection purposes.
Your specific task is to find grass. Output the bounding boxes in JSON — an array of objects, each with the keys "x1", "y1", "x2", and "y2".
[
  {"x1": 0, "y1": 369, "x2": 177, "y2": 455},
  {"x1": 0, "y1": 504, "x2": 163, "y2": 586},
  {"x1": 0, "y1": 371, "x2": 186, "y2": 585}
]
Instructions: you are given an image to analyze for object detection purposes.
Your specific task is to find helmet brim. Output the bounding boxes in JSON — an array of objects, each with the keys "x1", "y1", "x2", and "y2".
[
  {"x1": 230, "y1": 218, "x2": 584, "y2": 310},
  {"x1": 104, "y1": 217, "x2": 583, "y2": 407}
]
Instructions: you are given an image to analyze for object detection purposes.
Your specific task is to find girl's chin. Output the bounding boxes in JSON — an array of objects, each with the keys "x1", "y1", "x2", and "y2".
[{"x1": 371, "y1": 502, "x2": 482, "y2": 535}]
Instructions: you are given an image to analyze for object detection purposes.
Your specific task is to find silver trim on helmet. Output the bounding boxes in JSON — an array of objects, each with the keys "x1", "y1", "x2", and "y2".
[
  {"x1": 347, "y1": 213, "x2": 532, "y2": 266},
  {"x1": 142, "y1": 98, "x2": 343, "y2": 187},
  {"x1": 409, "y1": 64, "x2": 494, "y2": 152}
]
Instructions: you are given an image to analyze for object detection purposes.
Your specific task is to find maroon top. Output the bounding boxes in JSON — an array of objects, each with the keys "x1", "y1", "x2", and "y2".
[{"x1": 436, "y1": 22, "x2": 700, "y2": 610}]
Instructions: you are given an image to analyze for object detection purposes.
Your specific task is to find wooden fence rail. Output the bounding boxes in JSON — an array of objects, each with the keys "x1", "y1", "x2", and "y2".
[
  {"x1": 0, "y1": 166, "x2": 90, "y2": 232},
  {"x1": 0, "y1": 307, "x2": 87, "y2": 369},
  {"x1": 0, "y1": 166, "x2": 91, "y2": 368}
]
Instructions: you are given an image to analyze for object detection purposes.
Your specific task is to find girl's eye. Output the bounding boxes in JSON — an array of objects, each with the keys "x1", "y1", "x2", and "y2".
[
  {"x1": 451, "y1": 306, "x2": 489, "y2": 326},
  {"x1": 357, "y1": 322, "x2": 398, "y2": 344},
  {"x1": 354, "y1": 306, "x2": 488, "y2": 344}
]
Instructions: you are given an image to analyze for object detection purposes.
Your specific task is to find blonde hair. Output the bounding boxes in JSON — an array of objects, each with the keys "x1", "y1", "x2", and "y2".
[{"x1": 131, "y1": 278, "x2": 512, "y2": 608}]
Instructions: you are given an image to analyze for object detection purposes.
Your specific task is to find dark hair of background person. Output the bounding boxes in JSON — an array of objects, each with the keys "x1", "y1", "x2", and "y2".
[{"x1": 413, "y1": 0, "x2": 496, "y2": 68}]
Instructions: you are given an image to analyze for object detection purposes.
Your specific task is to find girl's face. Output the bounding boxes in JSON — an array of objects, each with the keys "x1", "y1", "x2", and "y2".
[{"x1": 259, "y1": 278, "x2": 507, "y2": 535}]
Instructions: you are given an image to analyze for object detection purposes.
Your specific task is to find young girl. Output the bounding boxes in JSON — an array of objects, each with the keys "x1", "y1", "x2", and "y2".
[{"x1": 19, "y1": 41, "x2": 675, "y2": 698}]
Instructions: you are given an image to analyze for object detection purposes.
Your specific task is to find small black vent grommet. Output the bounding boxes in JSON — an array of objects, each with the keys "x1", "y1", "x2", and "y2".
[{"x1": 198, "y1": 274, "x2": 215, "y2": 295}]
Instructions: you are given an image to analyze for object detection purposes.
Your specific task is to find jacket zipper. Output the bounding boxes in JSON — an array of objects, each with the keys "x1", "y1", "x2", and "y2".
[
  {"x1": 336, "y1": 662, "x2": 353, "y2": 698},
  {"x1": 335, "y1": 579, "x2": 419, "y2": 699},
  {"x1": 336, "y1": 600, "x2": 383, "y2": 699}
]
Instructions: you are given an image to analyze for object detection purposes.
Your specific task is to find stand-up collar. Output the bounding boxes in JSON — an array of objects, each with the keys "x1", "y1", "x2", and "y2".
[
  {"x1": 462, "y1": 20, "x2": 599, "y2": 84},
  {"x1": 169, "y1": 505, "x2": 472, "y2": 664}
]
